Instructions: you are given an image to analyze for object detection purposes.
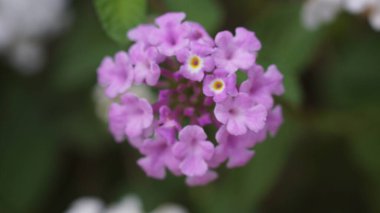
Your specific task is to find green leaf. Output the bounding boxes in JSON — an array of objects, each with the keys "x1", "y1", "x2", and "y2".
[
  {"x1": 164, "y1": 0, "x2": 223, "y2": 33},
  {"x1": 94, "y1": 0, "x2": 147, "y2": 45}
]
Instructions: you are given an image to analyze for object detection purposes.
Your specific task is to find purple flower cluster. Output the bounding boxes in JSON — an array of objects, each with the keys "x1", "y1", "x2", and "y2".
[{"x1": 97, "y1": 12, "x2": 284, "y2": 186}]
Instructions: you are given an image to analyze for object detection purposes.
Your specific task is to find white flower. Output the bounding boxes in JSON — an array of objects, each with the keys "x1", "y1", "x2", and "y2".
[
  {"x1": 344, "y1": 0, "x2": 376, "y2": 13},
  {"x1": 7, "y1": 41, "x2": 45, "y2": 72},
  {"x1": 301, "y1": 0, "x2": 343, "y2": 30},
  {"x1": 150, "y1": 204, "x2": 188, "y2": 213},
  {"x1": 369, "y1": 5, "x2": 380, "y2": 30},
  {"x1": 65, "y1": 195, "x2": 188, "y2": 213},
  {"x1": 302, "y1": 0, "x2": 380, "y2": 31},
  {"x1": 65, "y1": 197, "x2": 104, "y2": 213},
  {"x1": 105, "y1": 195, "x2": 143, "y2": 213},
  {"x1": 0, "y1": 0, "x2": 71, "y2": 74}
]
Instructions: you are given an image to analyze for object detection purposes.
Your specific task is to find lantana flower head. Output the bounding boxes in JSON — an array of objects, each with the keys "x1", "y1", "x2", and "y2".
[{"x1": 97, "y1": 12, "x2": 285, "y2": 186}]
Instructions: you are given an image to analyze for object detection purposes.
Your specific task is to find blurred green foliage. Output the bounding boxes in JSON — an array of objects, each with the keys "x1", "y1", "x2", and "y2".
[
  {"x1": 0, "y1": 0, "x2": 379, "y2": 213},
  {"x1": 94, "y1": 0, "x2": 147, "y2": 45},
  {"x1": 253, "y1": 4, "x2": 327, "y2": 105},
  {"x1": 164, "y1": 0, "x2": 223, "y2": 33}
]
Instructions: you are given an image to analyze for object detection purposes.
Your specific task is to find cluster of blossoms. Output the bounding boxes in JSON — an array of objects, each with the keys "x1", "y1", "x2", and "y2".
[
  {"x1": 302, "y1": 0, "x2": 380, "y2": 31},
  {"x1": 97, "y1": 12, "x2": 284, "y2": 186},
  {"x1": 65, "y1": 195, "x2": 187, "y2": 213},
  {"x1": 0, "y1": 0, "x2": 71, "y2": 74}
]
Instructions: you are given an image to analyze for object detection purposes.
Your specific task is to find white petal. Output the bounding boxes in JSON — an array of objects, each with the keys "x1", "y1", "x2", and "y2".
[
  {"x1": 106, "y1": 195, "x2": 144, "y2": 213},
  {"x1": 302, "y1": 0, "x2": 342, "y2": 30},
  {"x1": 369, "y1": 8, "x2": 380, "y2": 31},
  {"x1": 151, "y1": 204, "x2": 188, "y2": 213},
  {"x1": 65, "y1": 197, "x2": 104, "y2": 213}
]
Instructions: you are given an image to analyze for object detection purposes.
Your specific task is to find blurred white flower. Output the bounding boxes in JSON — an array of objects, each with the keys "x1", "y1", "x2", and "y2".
[
  {"x1": 302, "y1": 0, "x2": 380, "y2": 31},
  {"x1": 0, "y1": 0, "x2": 71, "y2": 74},
  {"x1": 65, "y1": 195, "x2": 187, "y2": 213},
  {"x1": 93, "y1": 86, "x2": 113, "y2": 122},
  {"x1": 127, "y1": 85, "x2": 157, "y2": 104},
  {"x1": 105, "y1": 195, "x2": 144, "y2": 213},
  {"x1": 150, "y1": 204, "x2": 188, "y2": 213},
  {"x1": 369, "y1": 6, "x2": 380, "y2": 30},
  {"x1": 302, "y1": 0, "x2": 343, "y2": 30},
  {"x1": 344, "y1": 0, "x2": 376, "y2": 13},
  {"x1": 8, "y1": 41, "x2": 45, "y2": 72},
  {"x1": 65, "y1": 197, "x2": 104, "y2": 213}
]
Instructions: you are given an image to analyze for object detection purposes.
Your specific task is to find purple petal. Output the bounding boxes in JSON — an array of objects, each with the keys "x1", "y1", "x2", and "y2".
[
  {"x1": 164, "y1": 154, "x2": 182, "y2": 176},
  {"x1": 226, "y1": 149, "x2": 255, "y2": 168},
  {"x1": 186, "y1": 170, "x2": 218, "y2": 186},
  {"x1": 155, "y1": 12, "x2": 186, "y2": 27},
  {"x1": 214, "y1": 97, "x2": 234, "y2": 124},
  {"x1": 172, "y1": 142, "x2": 189, "y2": 159},
  {"x1": 127, "y1": 24, "x2": 157, "y2": 45},
  {"x1": 138, "y1": 157, "x2": 166, "y2": 179},
  {"x1": 232, "y1": 50, "x2": 255, "y2": 70},
  {"x1": 213, "y1": 50, "x2": 239, "y2": 74},
  {"x1": 244, "y1": 104, "x2": 267, "y2": 133},
  {"x1": 178, "y1": 125, "x2": 207, "y2": 142},
  {"x1": 213, "y1": 92, "x2": 228, "y2": 103},
  {"x1": 251, "y1": 91, "x2": 274, "y2": 109},
  {"x1": 265, "y1": 65, "x2": 285, "y2": 95},
  {"x1": 208, "y1": 145, "x2": 227, "y2": 168},
  {"x1": 146, "y1": 62, "x2": 161, "y2": 85},
  {"x1": 108, "y1": 103, "x2": 126, "y2": 142},
  {"x1": 215, "y1": 31, "x2": 234, "y2": 48},
  {"x1": 235, "y1": 27, "x2": 261, "y2": 51},
  {"x1": 199, "y1": 141, "x2": 214, "y2": 160},
  {"x1": 202, "y1": 74, "x2": 214, "y2": 97},
  {"x1": 180, "y1": 155, "x2": 208, "y2": 177},
  {"x1": 226, "y1": 118, "x2": 247, "y2": 135},
  {"x1": 267, "y1": 105, "x2": 283, "y2": 136}
]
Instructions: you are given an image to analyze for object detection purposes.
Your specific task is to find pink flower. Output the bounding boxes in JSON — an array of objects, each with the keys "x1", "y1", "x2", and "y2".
[
  {"x1": 213, "y1": 27, "x2": 261, "y2": 74},
  {"x1": 266, "y1": 105, "x2": 283, "y2": 136},
  {"x1": 184, "y1": 21, "x2": 214, "y2": 45},
  {"x1": 176, "y1": 42, "x2": 214, "y2": 81},
  {"x1": 172, "y1": 125, "x2": 214, "y2": 177},
  {"x1": 212, "y1": 126, "x2": 258, "y2": 168},
  {"x1": 97, "y1": 51, "x2": 133, "y2": 98},
  {"x1": 108, "y1": 93, "x2": 153, "y2": 140},
  {"x1": 129, "y1": 43, "x2": 164, "y2": 86},
  {"x1": 158, "y1": 105, "x2": 181, "y2": 131},
  {"x1": 240, "y1": 64, "x2": 284, "y2": 109},
  {"x1": 186, "y1": 170, "x2": 218, "y2": 186},
  {"x1": 154, "y1": 12, "x2": 189, "y2": 56},
  {"x1": 214, "y1": 93, "x2": 267, "y2": 135},
  {"x1": 255, "y1": 105, "x2": 284, "y2": 143},
  {"x1": 97, "y1": 12, "x2": 285, "y2": 186},
  {"x1": 138, "y1": 128, "x2": 181, "y2": 179},
  {"x1": 203, "y1": 69, "x2": 238, "y2": 102},
  {"x1": 127, "y1": 24, "x2": 157, "y2": 45}
]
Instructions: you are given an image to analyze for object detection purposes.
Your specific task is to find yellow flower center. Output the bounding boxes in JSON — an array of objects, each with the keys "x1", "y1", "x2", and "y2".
[
  {"x1": 210, "y1": 79, "x2": 225, "y2": 93},
  {"x1": 189, "y1": 56, "x2": 201, "y2": 69}
]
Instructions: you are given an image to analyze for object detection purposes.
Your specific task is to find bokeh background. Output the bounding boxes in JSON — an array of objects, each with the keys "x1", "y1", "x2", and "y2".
[{"x1": 1, "y1": 0, "x2": 380, "y2": 212}]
